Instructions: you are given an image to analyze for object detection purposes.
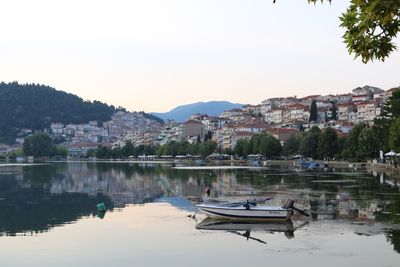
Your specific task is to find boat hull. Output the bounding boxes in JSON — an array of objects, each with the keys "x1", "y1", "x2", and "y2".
[{"x1": 196, "y1": 204, "x2": 293, "y2": 221}]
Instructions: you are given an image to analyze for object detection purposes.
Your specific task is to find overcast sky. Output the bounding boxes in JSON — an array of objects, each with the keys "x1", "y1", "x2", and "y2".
[{"x1": 1, "y1": 0, "x2": 399, "y2": 112}]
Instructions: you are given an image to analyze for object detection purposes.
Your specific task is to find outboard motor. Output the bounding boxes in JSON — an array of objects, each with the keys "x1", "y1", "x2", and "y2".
[
  {"x1": 243, "y1": 200, "x2": 251, "y2": 210},
  {"x1": 282, "y1": 199, "x2": 294, "y2": 209},
  {"x1": 282, "y1": 199, "x2": 310, "y2": 217}
]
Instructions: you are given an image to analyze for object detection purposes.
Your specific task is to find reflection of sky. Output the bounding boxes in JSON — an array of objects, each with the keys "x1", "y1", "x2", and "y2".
[{"x1": 0, "y1": 203, "x2": 399, "y2": 267}]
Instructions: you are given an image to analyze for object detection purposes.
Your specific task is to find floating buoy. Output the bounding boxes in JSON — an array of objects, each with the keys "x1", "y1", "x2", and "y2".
[{"x1": 97, "y1": 202, "x2": 106, "y2": 212}]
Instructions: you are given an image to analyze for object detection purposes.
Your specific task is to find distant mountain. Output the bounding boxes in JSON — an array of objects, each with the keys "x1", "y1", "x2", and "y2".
[
  {"x1": 151, "y1": 101, "x2": 243, "y2": 122},
  {"x1": 0, "y1": 82, "x2": 162, "y2": 143}
]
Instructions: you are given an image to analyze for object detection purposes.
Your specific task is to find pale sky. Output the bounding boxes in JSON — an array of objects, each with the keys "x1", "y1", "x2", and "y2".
[{"x1": 0, "y1": 0, "x2": 399, "y2": 112}]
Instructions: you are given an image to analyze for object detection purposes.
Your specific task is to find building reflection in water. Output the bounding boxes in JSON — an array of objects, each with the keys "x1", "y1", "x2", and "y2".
[{"x1": 0, "y1": 162, "x2": 399, "y2": 252}]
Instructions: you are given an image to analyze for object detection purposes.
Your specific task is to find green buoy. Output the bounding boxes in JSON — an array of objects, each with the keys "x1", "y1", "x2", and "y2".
[{"x1": 97, "y1": 203, "x2": 106, "y2": 212}]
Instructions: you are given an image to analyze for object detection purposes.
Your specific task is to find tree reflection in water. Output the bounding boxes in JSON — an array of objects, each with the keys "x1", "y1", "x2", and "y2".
[{"x1": 0, "y1": 161, "x2": 399, "y2": 253}]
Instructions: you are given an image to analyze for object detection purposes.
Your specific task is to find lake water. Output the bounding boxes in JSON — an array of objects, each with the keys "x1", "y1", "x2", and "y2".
[{"x1": 0, "y1": 161, "x2": 400, "y2": 267}]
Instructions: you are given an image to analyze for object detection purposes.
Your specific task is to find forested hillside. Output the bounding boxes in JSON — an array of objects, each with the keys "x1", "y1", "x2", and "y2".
[{"x1": 0, "y1": 82, "x2": 124, "y2": 143}]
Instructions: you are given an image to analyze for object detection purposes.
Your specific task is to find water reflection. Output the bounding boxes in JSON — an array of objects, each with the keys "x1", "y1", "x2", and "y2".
[
  {"x1": 0, "y1": 161, "x2": 399, "y2": 253},
  {"x1": 196, "y1": 218, "x2": 299, "y2": 243}
]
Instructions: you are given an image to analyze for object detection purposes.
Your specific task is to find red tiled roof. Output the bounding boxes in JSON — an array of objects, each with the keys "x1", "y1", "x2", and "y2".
[
  {"x1": 268, "y1": 97, "x2": 284, "y2": 101},
  {"x1": 338, "y1": 103, "x2": 356, "y2": 108},
  {"x1": 337, "y1": 93, "x2": 352, "y2": 96},
  {"x1": 356, "y1": 101, "x2": 375, "y2": 106},
  {"x1": 235, "y1": 123, "x2": 271, "y2": 129},
  {"x1": 288, "y1": 103, "x2": 308, "y2": 110},
  {"x1": 185, "y1": 120, "x2": 202, "y2": 124},
  {"x1": 301, "y1": 95, "x2": 321, "y2": 100},
  {"x1": 273, "y1": 128, "x2": 299, "y2": 134},
  {"x1": 235, "y1": 131, "x2": 255, "y2": 137}
]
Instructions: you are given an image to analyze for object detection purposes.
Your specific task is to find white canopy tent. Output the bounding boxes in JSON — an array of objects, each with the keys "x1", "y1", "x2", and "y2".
[{"x1": 385, "y1": 151, "x2": 397, "y2": 157}]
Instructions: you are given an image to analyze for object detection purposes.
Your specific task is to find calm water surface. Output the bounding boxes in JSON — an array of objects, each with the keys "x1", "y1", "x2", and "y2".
[{"x1": 0, "y1": 161, "x2": 400, "y2": 267}]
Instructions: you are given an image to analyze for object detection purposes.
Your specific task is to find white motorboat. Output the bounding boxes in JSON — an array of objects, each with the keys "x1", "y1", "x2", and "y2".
[{"x1": 196, "y1": 199, "x2": 305, "y2": 221}]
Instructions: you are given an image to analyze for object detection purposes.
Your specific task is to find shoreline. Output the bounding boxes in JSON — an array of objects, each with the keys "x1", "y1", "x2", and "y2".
[{"x1": 2, "y1": 158, "x2": 399, "y2": 178}]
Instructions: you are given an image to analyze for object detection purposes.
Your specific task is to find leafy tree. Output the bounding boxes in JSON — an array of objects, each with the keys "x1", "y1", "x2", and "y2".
[
  {"x1": 383, "y1": 90, "x2": 400, "y2": 120},
  {"x1": 282, "y1": 134, "x2": 301, "y2": 156},
  {"x1": 200, "y1": 140, "x2": 217, "y2": 157},
  {"x1": 389, "y1": 117, "x2": 400, "y2": 152},
  {"x1": 341, "y1": 123, "x2": 366, "y2": 161},
  {"x1": 374, "y1": 89, "x2": 400, "y2": 152},
  {"x1": 250, "y1": 132, "x2": 282, "y2": 158},
  {"x1": 85, "y1": 148, "x2": 96, "y2": 158},
  {"x1": 112, "y1": 147, "x2": 123, "y2": 158},
  {"x1": 23, "y1": 134, "x2": 56, "y2": 157},
  {"x1": 299, "y1": 126, "x2": 321, "y2": 158},
  {"x1": 233, "y1": 132, "x2": 281, "y2": 158},
  {"x1": 292, "y1": 0, "x2": 400, "y2": 63},
  {"x1": 54, "y1": 146, "x2": 68, "y2": 157},
  {"x1": 357, "y1": 127, "x2": 380, "y2": 160},
  {"x1": 204, "y1": 131, "x2": 213, "y2": 142},
  {"x1": 134, "y1": 145, "x2": 145, "y2": 157},
  {"x1": 339, "y1": 0, "x2": 400, "y2": 63},
  {"x1": 95, "y1": 145, "x2": 113, "y2": 159},
  {"x1": 317, "y1": 127, "x2": 338, "y2": 159},
  {"x1": 259, "y1": 133, "x2": 282, "y2": 159},
  {"x1": 331, "y1": 101, "x2": 337, "y2": 120},
  {"x1": 143, "y1": 145, "x2": 156, "y2": 155},
  {"x1": 234, "y1": 139, "x2": 250, "y2": 157},
  {"x1": 122, "y1": 141, "x2": 135, "y2": 157},
  {"x1": 140, "y1": 111, "x2": 164, "y2": 124},
  {"x1": 221, "y1": 148, "x2": 233, "y2": 155},
  {"x1": 309, "y1": 100, "x2": 318, "y2": 122}
]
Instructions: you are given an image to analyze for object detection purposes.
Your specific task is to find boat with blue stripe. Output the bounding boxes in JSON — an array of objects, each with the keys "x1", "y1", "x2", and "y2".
[{"x1": 196, "y1": 199, "x2": 308, "y2": 221}]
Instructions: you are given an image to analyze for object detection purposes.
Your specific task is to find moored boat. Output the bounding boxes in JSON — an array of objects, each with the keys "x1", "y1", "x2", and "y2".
[{"x1": 196, "y1": 199, "x2": 304, "y2": 221}]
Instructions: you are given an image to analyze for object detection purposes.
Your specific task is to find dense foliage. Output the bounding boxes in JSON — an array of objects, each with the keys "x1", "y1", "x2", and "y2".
[
  {"x1": 339, "y1": 0, "x2": 400, "y2": 63},
  {"x1": 275, "y1": 0, "x2": 400, "y2": 63},
  {"x1": 290, "y1": 91, "x2": 400, "y2": 161},
  {"x1": 23, "y1": 134, "x2": 67, "y2": 157},
  {"x1": 331, "y1": 101, "x2": 337, "y2": 120},
  {"x1": 234, "y1": 132, "x2": 282, "y2": 159},
  {"x1": 309, "y1": 100, "x2": 318, "y2": 122},
  {"x1": 374, "y1": 90, "x2": 400, "y2": 152},
  {"x1": 0, "y1": 82, "x2": 123, "y2": 143},
  {"x1": 0, "y1": 82, "x2": 163, "y2": 143},
  {"x1": 140, "y1": 111, "x2": 164, "y2": 124},
  {"x1": 90, "y1": 140, "x2": 218, "y2": 159}
]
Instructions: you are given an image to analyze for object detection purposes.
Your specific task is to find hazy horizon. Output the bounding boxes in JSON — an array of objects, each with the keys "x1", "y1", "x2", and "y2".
[{"x1": 1, "y1": 0, "x2": 399, "y2": 113}]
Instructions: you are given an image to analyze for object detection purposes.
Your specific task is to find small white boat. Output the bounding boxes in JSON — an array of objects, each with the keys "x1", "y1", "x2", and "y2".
[{"x1": 196, "y1": 199, "x2": 302, "y2": 221}]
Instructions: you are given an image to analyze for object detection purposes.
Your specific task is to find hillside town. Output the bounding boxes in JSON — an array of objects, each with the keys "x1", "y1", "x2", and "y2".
[{"x1": 0, "y1": 85, "x2": 399, "y2": 158}]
